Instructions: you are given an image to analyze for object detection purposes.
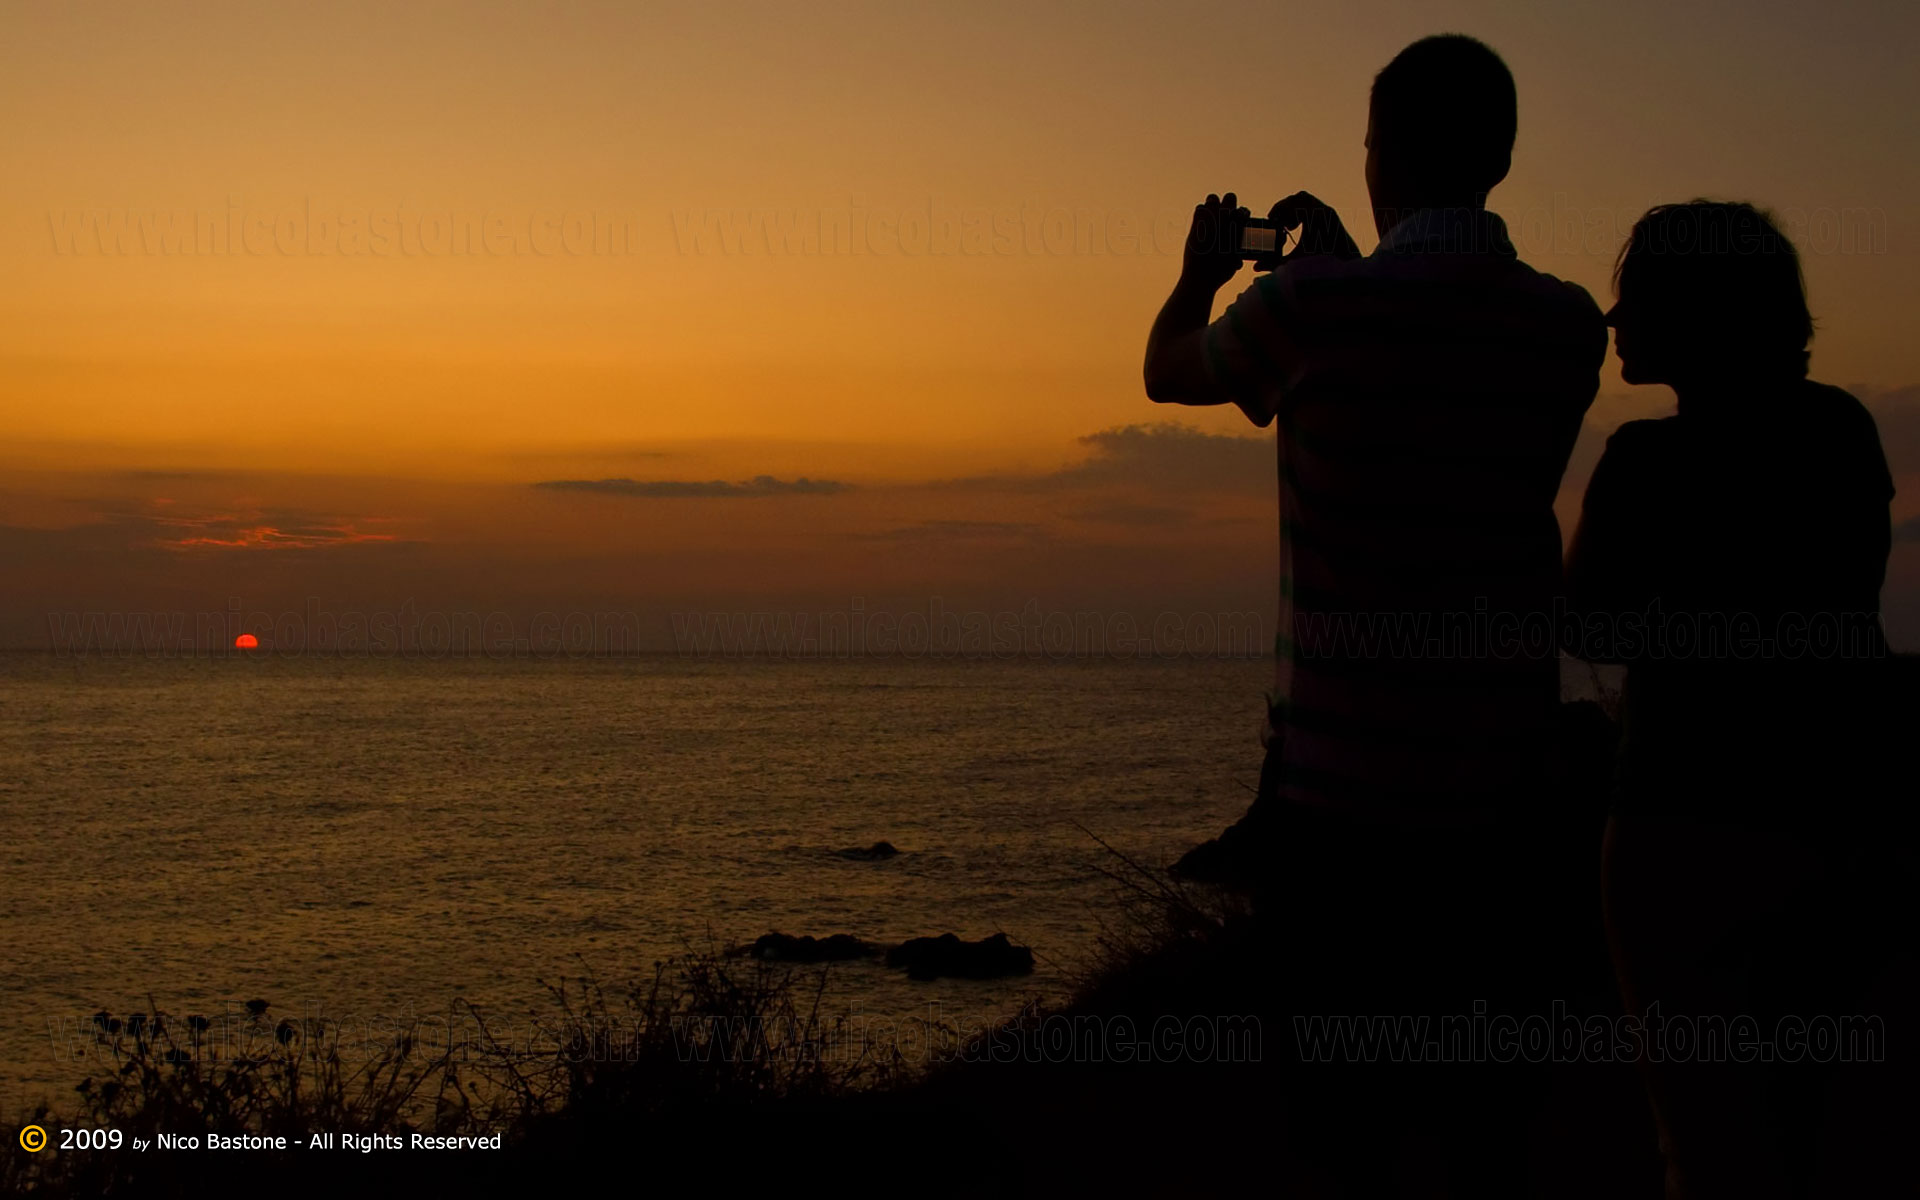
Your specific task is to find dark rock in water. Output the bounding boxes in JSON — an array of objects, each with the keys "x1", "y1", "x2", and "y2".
[
  {"x1": 747, "y1": 932, "x2": 876, "y2": 963},
  {"x1": 885, "y1": 933, "x2": 1034, "y2": 981},
  {"x1": 836, "y1": 840, "x2": 900, "y2": 861}
]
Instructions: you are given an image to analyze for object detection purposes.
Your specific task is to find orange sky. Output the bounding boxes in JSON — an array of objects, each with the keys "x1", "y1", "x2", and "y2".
[{"x1": 3, "y1": 0, "x2": 1918, "y2": 648}]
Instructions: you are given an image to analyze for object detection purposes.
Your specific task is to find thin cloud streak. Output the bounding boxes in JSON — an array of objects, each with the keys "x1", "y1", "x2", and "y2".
[
  {"x1": 532, "y1": 475, "x2": 849, "y2": 498},
  {"x1": 933, "y1": 423, "x2": 1272, "y2": 495}
]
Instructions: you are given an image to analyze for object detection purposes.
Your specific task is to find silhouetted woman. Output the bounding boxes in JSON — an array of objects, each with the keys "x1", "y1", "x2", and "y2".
[{"x1": 1568, "y1": 201, "x2": 1911, "y2": 1199}]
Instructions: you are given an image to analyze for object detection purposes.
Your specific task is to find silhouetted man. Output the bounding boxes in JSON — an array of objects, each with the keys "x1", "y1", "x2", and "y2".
[{"x1": 1144, "y1": 35, "x2": 1606, "y2": 1192}]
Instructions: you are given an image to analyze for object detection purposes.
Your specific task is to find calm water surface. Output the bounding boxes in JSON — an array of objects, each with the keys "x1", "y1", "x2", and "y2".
[{"x1": 0, "y1": 654, "x2": 1273, "y2": 1102}]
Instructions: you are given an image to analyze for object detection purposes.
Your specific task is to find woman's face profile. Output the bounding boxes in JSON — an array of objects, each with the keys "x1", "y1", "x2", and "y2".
[
  {"x1": 1606, "y1": 282, "x2": 1668, "y2": 386},
  {"x1": 1608, "y1": 257, "x2": 1693, "y2": 387}
]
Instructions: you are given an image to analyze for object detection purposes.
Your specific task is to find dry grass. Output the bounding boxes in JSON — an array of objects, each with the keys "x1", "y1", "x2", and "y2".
[{"x1": 3, "y1": 950, "x2": 900, "y2": 1197}]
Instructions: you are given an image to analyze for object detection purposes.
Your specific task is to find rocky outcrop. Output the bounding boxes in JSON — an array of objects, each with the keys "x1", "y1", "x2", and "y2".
[
  {"x1": 835, "y1": 841, "x2": 900, "y2": 860},
  {"x1": 743, "y1": 932, "x2": 877, "y2": 963},
  {"x1": 885, "y1": 933, "x2": 1034, "y2": 981}
]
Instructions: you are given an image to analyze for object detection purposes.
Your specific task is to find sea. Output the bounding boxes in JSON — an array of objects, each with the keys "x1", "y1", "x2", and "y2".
[{"x1": 0, "y1": 652, "x2": 1293, "y2": 1105}]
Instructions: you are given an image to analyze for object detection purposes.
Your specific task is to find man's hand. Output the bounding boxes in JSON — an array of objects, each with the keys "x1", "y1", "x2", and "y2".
[
  {"x1": 1252, "y1": 191, "x2": 1360, "y2": 271},
  {"x1": 1181, "y1": 192, "x2": 1249, "y2": 291},
  {"x1": 1146, "y1": 191, "x2": 1248, "y2": 409}
]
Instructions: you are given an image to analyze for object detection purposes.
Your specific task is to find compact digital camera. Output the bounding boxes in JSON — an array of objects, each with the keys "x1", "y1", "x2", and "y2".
[{"x1": 1235, "y1": 216, "x2": 1287, "y2": 260}]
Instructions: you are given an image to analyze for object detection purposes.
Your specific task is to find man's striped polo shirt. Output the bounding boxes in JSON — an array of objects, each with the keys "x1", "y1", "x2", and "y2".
[{"x1": 1205, "y1": 206, "x2": 1606, "y2": 821}]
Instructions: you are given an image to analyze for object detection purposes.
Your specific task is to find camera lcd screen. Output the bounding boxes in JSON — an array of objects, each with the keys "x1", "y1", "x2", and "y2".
[{"x1": 1240, "y1": 225, "x2": 1279, "y2": 254}]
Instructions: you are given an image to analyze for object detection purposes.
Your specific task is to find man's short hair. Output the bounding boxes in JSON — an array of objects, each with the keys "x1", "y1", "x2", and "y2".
[{"x1": 1370, "y1": 35, "x2": 1517, "y2": 196}]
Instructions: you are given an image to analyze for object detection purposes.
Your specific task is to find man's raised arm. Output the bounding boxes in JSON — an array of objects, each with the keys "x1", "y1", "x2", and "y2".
[
  {"x1": 1143, "y1": 193, "x2": 1274, "y2": 427},
  {"x1": 1144, "y1": 191, "x2": 1359, "y2": 428}
]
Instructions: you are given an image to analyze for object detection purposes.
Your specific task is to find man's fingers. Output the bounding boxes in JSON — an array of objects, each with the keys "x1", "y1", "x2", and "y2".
[
  {"x1": 1267, "y1": 192, "x2": 1306, "y2": 228},
  {"x1": 1189, "y1": 193, "x2": 1247, "y2": 265},
  {"x1": 1269, "y1": 190, "x2": 1329, "y2": 230}
]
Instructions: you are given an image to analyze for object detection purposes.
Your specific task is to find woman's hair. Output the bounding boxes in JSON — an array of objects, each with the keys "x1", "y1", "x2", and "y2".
[{"x1": 1613, "y1": 200, "x2": 1814, "y2": 376}]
